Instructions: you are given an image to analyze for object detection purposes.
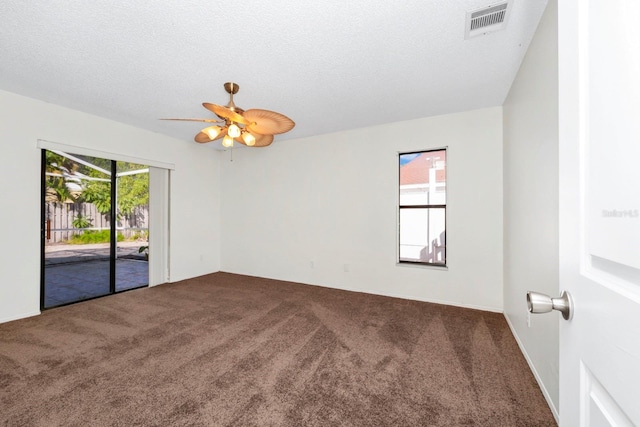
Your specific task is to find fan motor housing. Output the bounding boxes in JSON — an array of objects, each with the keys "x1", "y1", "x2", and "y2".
[{"x1": 224, "y1": 82, "x2": 240, "y2": 95}]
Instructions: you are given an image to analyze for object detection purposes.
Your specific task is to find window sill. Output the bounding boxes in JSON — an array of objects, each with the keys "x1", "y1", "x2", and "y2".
[{"x1": 396, "y1": 261, "x2": 448, "y2": 271}]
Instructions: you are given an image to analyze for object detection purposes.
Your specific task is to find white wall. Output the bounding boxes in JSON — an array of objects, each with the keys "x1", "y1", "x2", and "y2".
[
  {"x1": 221, "y1": 107, "x2": 504, "y2": 311},
  {"x1": 503, "y1": 0, "x2": 559, "y2": 418},
  {"x1": 0, "y1": 89, "x2": 222, "y2": 323}
]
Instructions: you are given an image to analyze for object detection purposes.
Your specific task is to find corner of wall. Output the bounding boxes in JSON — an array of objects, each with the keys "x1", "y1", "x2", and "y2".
[{"x1": 502, "y1": 0, "x2": 559, "y2": 416}]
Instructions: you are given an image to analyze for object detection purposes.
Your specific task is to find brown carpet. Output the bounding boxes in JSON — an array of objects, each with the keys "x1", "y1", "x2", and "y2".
[{"x1": 0, "y1": 272, "x2": 556, "y2": 426}]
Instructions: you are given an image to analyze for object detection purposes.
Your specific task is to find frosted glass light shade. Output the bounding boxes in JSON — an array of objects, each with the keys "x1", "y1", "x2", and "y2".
[
  {"x1": 202, "y1": 126, "x2": 222, "y2": 140},
  {"x1": 242, "y1": 132, "x2": 256, "y2": 146},
  {"x1": 222, "y1": 135, "x2": 234, "y2": 147},
  {"x1": 228, "y1": 123, "x2": 241, "y2": 138}
]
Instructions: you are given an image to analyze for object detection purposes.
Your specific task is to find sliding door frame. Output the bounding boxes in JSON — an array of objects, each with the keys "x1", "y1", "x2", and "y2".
[
  {"x1": 39, "y1": 150, "x2": 46, "y2": 309},
  {"x1": 39, "y1": 140, "x2": 173, "y2": 309},
  {"x1": 109, "y1": 160, "x2": 117, "y2": 294}
]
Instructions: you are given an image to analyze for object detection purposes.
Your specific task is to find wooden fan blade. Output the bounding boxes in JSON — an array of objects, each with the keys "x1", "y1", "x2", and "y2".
[
  {"x1": 160, "y1": 118, "x2": 222, "y2": 123},
  {"x1": 194, "y1": 132, "x2": 211, "y2": 143},
  {"x1": 194, "y1": 127, "x2": 227, "y2": 143},
  {"x1": 252, "y1": 133, "x2": 274, "y2": 147},
  {"x1": 202, "y1": 103, "x2": 250, "y2": 125},
  {"x1": 233, "y1": 132, "x2": 274, "y2": 147},
  {"x1": 244, "y1": 109, "x2": 295, "y2": 135}
]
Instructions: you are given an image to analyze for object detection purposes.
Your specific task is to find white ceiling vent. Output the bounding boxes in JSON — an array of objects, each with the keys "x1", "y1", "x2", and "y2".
[{"x1": 465, "y1": 1, "x2": 511, "y2": 39}]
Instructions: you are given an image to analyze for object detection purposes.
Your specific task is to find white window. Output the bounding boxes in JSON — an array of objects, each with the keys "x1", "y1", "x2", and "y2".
[{"x1": 399, "y1": 149, "x2": 446, "y2": 266}]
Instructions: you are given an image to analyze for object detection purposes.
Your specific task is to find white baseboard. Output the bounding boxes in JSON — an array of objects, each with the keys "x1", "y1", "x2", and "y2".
[
  {"x1": 350, "y1": 287, "x2": 503, "y2": 313},
  {"x1": 503, "y1": 313, "x2": 559, "y2": 423},
  {"x1": 0, "y1": 310, "x2": 41, "y2": 325},
  {"x1": 221, "y1": 270, "x2": 503, "y2": 313}
]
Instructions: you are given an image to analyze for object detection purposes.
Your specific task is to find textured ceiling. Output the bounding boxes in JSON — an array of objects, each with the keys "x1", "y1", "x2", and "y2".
[{"x1": 0, "y1": 0, "x2": 548, "y2": 144}]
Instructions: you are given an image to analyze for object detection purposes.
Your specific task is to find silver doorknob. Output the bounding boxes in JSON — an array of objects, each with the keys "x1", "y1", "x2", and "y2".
[{"x1": 526, "y1": 290, "x2": 573, "y2": 320}]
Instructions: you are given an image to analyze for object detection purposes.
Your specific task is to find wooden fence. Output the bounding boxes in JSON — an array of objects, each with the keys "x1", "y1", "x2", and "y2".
[{"x1": 45, "y1": 202, "x2": 148, "y2": 243}]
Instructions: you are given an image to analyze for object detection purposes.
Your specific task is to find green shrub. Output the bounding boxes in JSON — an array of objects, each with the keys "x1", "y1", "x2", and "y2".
[
  {"x1": 68, "y1": 230, "x2": 124, "y2": 244},
  {"x1": 129, "y1": 230, "x2": 149, "y2": 241},
  {"x1": 138, "y1": 245, "x2": 149, "y2": 261},
  {"x1": 71, "y1": 214, "x2": 93, "y2": 229}
]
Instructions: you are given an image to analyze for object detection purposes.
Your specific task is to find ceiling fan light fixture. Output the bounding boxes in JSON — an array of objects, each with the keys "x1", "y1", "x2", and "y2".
[
  {"x1": 227, "y1": 123, "x2": 241, "y2": 138},
  {"x1": 222, "y1": 135, "x2": 234, "y2": 147},
  {"x1": 202, "y1": 125, "x2": 222, "y2": 140},
  {"x1": 163, "y1": 82, "x2": 295, "y2": 149},
  {"x1": 242, "y1": 132, "x2": 256, "y2": 146}
]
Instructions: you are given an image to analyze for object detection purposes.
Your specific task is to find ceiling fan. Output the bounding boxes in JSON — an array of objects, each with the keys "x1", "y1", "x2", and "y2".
[{"x1": 162, "y1": 82, "x2": 295, "y2": 148}]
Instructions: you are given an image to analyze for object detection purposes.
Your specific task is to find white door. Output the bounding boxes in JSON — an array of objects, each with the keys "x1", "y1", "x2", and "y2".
[{"x1": 558, "y1": 0, "x2": 640, "y2": 425}]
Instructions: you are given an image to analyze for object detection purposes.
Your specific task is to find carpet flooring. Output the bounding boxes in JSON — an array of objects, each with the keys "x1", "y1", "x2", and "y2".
[{"x1": 0, "y1": 273, "x2": 556, "y2": 426}]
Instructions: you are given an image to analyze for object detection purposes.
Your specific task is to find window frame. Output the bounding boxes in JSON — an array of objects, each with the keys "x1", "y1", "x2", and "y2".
[{"x1": 397, "y1": 148, "x2": 447, "y2": 267}]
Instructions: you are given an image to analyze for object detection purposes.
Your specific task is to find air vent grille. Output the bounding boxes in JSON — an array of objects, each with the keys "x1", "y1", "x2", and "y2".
[
  {"x1": 465, "y1": 2, "x2": 510, "y2": 39},
  {"x1": 470, "y1": 3, "x2": 507, "y2": 30}
]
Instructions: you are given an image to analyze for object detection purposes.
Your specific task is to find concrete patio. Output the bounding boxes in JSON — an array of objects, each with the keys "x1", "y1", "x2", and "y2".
[{"x1": 44, "y1": 242, "x2": 148, "y2": 308}]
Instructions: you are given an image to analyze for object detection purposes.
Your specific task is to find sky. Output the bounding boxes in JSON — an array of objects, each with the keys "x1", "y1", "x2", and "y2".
[{"x1": 399, "y1": 153, "x2": 420, "y2": 166}]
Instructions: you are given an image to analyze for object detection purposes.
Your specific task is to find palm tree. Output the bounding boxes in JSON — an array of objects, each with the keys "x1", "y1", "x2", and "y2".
[{"x1": 45, "y1": 151, "x2": 78, "y2": 203}]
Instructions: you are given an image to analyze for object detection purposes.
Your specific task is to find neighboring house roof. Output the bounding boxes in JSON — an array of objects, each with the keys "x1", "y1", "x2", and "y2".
[{"x1": 400, "y1": 151, "x2": 446, "y2": 185}]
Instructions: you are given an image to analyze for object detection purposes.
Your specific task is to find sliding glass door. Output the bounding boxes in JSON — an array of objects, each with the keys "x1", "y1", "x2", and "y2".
[
  {"x1": 115, "y1": 161, "x2": 150, "y2": 292},
  {"x1": 41, "y1": 150, "x2": 149, "y2": 308}
]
